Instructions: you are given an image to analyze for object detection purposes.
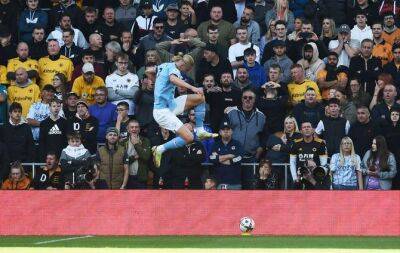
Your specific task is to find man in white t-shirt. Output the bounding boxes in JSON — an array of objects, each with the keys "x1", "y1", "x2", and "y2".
[
  {"x1": 351, "y1": 10, "x2": 373, "y2": 43},
  {"x1": 329, "y1": 24, "x2": 360, "y2": 67},
  {"x1": 228, "y1": 26, "x2": 260, "y2": 76},
  {"x1": 106, "y1": 53, "x2": 139, "y2": 116}
]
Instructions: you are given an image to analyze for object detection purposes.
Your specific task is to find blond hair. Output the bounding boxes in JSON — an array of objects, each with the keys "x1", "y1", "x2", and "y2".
[
  {"x1": 339, "y1": 137, "x2": 357, "y2": 167},
  {"x1": 172, "y1": 53, "x2": 194, "y2": 67},
  {"x1": 284, "y1": 116, "x2": 299, "y2": 134}
]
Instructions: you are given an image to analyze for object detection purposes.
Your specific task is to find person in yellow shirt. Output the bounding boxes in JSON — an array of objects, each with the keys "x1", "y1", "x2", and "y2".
[
  {"x1": 38, "y1": 40, "x2": 73, "y2": 88},
  {"x1": 72, "y1": 63, "x2": 105, "y2": 105},
  {"x1": 7, "y1": 42, "x2": 39, "y2": 84},
  {"x1": 7, "y1": 68, "x2": 40, "y2": 117},
  {"x1": 288, "y1": 64, "x2": 322, "y2": 106},
  {"x1": 0, "y1": 65, "x2": 8, "y2": 85}
]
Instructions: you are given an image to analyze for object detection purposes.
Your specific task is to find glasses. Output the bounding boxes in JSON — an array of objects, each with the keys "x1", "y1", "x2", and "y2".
[
  {"x1": 243, "y1": 96, "x2": 254, "y2": 100},
  {"x1": 154, "y1": 26, "x2": 164, "y2": 30}
]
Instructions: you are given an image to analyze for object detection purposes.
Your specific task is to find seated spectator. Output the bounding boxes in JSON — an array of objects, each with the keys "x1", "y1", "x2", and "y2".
[
  {"x1": 39, "y1": 98, "x2": 67, "y2": 160},
  {"x1": 130, "y1": 1, "x2": 157, "y2": 44},
  {"x1": 89, "y1": 87, "x2": 117, "y2": 143},
  {"x1": 293, "y1": 87, "x2": 325, "y2": 128},
  {"x1": 287, "y1": 64, "x2": 321, "y2": 106},
  {"x1": 1, "y1": 102, "x2": 35, "y2": 163},
  {"x1": 52, "y1": 73, "x2": 68, "y2": 101},
  {"x1": 209, "y1": 120, "x2": 244, "y2": 190},
  {"x1": 95, "y1": 7, "x2": 124, "y2": 45},
  {"x1": 329, "y1": 24, "x2": 360, "y2": 67},
  {"x1": 115, "y1": 0, "x2": 137, "y2": 30},
  {"x1": 233, "y1": 5, "x2": 260, "y2": 46},
  {"x1": 335, "y1": 89, "x2": 357, "y2": 124},
  {"x1": 72, "y1": 63, "x2": 105, "y2": 105},
  {"x1": 136, "y1": 49, "x2": 161, "y2": 80},
  {"x1": 316, "y1": 98, "x2": 350, "y2": 156},
  {"x1": 348, "y1": 106, "x2": 376, "y2": 158},
  {"x1": 96, "y1": 127, "x2": 129, "y2": 189},
  {"x1": 31, "y1": 152, "x2": 64, "y2": 190},
  {"x1": 64, "y1": 92, "x2": 78, "y2": 119},
  {"x1": 115, "y1": 102, "x2": 130, "y2": 142},
  {"x1": 243, "y1": 47, "x2": 266, "y2": 90},
  {"x1": 180, "y1": 1, "x2": 196, "y2": 28},
  {"x1": 362, "y1": 135, "x2": 397, "y2": 190},
  {"x1": 297, "y1": 42, "x2": 325, "y2": 82},
  {"x1": 60, "y1": 132, "x2": 91, "y2": 188},
  {"x1": 233, "y1": 66, "x2": 253, "y2": 90},
  {"x1": 6, "y1": 42, "x2": 39, "y2": 85},
  {"x1": 351, "y1": 10, "x2": 373, "y2": 43},
  {"x1": 263, "y1": 39, "x2": 293, "y2": 84},
  {"x1": 48, "y1": 0, "x2": 84, "y2": 30},
  {"x1": 204, "y1": 175, "x2": 217, "y2": 190},
  {"x1": 72, "y1": 49, "x2": 106, "y2": 82},
  {"x1": 1, "y1": 161, "x2": 31, "y2": 190},
  {"x1": 381, "y1": 12, "x2": 400, "y2": 46},
  {"x1": 371, "y1": 84, "x2": 400, "y2": 121},
  {"x1": 371, "y1": 21, "x2": 393, "y2": 66},
  {"x1": 60, "y1": 29, "x2": 84, "y2": 65},
  {"x1": 383, "y1": 43, "x2": 400, "y2": 89},
  {"x1": 348, "y1": 76, "x2": 371, "y2": 108},
  {"x1": 80, "y1": 7, "x2": 99, "y2": 40},
  {"x1": 256, "y1": 159, "x2": 279, "y2": 190},
  {"x1": 330, "y1": 137, "x2": 363, "y2": 190},
  {"x1": 164, "y1": 3, "x2": 187, "y2": 39},
  {"x1": 29, "y1": 27, "x2": 47, "y2": 60},
  {"x1": 260, "y1": 19, "x2": 276, "y2": 51},
  {"x1": 7, "y1": 67, "x2": 40, "y2": 117},
  {"x1": 104, "y1": 41, "x2": 123, "y2": 74},
  {"x1": 67, "y1": 100, "x2": 98, "y2": 154},
  {"x1": 0, "y1": 28, "x2": 17, "y2": 66},
  {"x1": 204, "y1": 24, "x2": 229, "y2": 61},
  {"x1": 87, "y1": 33, "x2": 105, "y2": 64},
  {"x1": 319, "y1": 18, "x2": 337, "y2": 49},
  {"x1": 265, "y1": 0, "x2": 294, "y2": 33},
  {"x1": 18, "y1": 0, "x2": 48, "y2": 43}
]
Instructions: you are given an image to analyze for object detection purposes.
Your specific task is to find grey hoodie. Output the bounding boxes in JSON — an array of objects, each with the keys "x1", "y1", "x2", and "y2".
[{"x1": 297, "y1": 42, "x2": 325, "y2": 82}]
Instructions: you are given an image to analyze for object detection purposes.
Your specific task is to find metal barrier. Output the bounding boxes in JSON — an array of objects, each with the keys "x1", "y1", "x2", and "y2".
[{"x1": 22, "y1": 162, "x2": 291, "y2": 189}]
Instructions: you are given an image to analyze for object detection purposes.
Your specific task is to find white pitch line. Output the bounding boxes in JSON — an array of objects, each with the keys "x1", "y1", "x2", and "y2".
[{"x1": 34, "y1": 235, "x2": 94, "y2": 245}]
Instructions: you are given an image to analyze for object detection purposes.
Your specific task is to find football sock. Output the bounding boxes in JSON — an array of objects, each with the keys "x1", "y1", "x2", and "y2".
[
  {"x1": 159, "y1": 137, "x2": 186, "y2": 153},
  {"x1": 194, "y1": 102, "x2": 205, "y2": 131}
]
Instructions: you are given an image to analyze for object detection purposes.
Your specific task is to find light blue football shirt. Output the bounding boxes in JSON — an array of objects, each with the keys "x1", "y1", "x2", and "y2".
[{"x1": 153, "y1": 62, "x2": 182, "y2": 110}]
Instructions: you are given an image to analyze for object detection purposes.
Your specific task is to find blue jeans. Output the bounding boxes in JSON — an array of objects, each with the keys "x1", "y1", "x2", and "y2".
[{"x1": 332, "y1": 184, "x2": 358, "y2": 190}]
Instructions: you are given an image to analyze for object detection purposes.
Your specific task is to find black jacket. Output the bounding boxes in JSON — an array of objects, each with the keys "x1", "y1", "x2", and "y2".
[
  {"x1": 49, "y1": 3, "x2": 84, "y2": 30},
  {"x1": 0, "y1": 121, "x2": 35, "y2": 162},
  {"x1": 0, "y1": 142, "x2": 9, "y2": 182},
  {"x1": 60, "y1": 44, "x2": 83, "y2": 65},
  {"x1": 29, "y1": 40, "x2": 48, "y2": 61},
  {"x1": 349, "y1": 56, "x2": 382, "y2": 95},
  {"x1": 304, "y1": 0, "x2": 328, "y2": 36},
  {"x1": 293, "y1": 101, "x2": 325, "y2": 128},
  {"x1": 319, "y1": 116, "x2": 347, "y2": 156},
  {"x1": 383, "y1": 61, "x2": 400, "y2": 90},
  {"x1": 348, "y1": 121, "x2": 376, "y2": 158},
  {"x1": 66, "y1": 115, "x2": 99, "y2": 154},
  {"x1": 39, "y1": 117, "x2": 68, "y2": 161}
]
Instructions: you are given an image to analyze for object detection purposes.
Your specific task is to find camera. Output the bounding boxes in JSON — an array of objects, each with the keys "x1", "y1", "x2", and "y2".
[
  {"x1": 298, "y1": 166, "x2": 309, "y2": 177},
  {"x1": 299, "y1": 32, "x2": 311, "y2": 39},
  {"x1": 74, "y1": 157, "x2": 97, "y2": 186},
  {"x1": 312, "y1": 166, "x2": 327, "y2": 181}
]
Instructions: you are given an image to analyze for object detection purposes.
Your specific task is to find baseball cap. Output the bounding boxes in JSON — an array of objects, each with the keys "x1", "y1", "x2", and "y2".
[
  {"x1": 204, "y1": 43, "x2": 217, "y2": 53},
  {"x1": 338, "y1": 24, "x2": 351, "y2": 34},
  {"x1": 140, "y1": 0, "x2": 152, "y2": 8},
  {"x1": 76, "y1": 100, "x2": 89, "y2": 109},
  {"x1": 82, "y1": 62, "x2": 95, "y2": 74},
  {"x1": 165, "y1": 3, "x2": 180, "y2": 12},
  {"x1": 220, "y1": 120, "x2": 232, "y2": 130},
  {"x1": 66, "y1": 92, "x2": 79, "y2": 99},
  {"x1": 106, "y1": 127, "x2": 120, "y2": 136}
]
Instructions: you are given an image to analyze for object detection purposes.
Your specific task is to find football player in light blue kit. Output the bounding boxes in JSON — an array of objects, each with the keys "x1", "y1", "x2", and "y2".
[{"x1": 152, "y1": 54, "x2": 218, "y2": 167}]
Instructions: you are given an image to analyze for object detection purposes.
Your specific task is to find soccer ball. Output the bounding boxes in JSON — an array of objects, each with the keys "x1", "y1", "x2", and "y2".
[{"x1": 239, "y1": 217, "x2": 255, "y2": 233}]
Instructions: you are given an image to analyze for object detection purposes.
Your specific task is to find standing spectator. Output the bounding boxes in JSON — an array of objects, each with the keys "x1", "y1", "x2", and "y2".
[
  {"x1": 123, "y1": 119, "x2": 152, "y2": 189},
  {"x1": 71, "y1": 50, "x2": 106, "y2": 82},
  {"x1": 197, "y1": 6, "x2": 236, "y2": 48},
  {"x1": 316, "y1": 98, "x2": 350, "y2": 156},
  {"x1": 52, "y1": 73, "x2": 68, "y2": 101},
  {"x1": 289, "y1": 121, "x2": 328, "y2": 182},
  {"x1": 31, "y1": 152, "x2": 64, "y2": 190},
  {"x1": 38, "y1": 40, "x2": 74, "y2": 89},
  {"x1": 371, "y1": 84, "x2": 400, "y2": 121},
  {"x1": 228, "y1": 27, "x2": 260, "y2": 76},
  {"x1": 297, "y1": 42, "x2": 325, "y2": 82},
  {"x1": 95, "y1": 6, "x2": 124, "y2": 45},
  {"x1": 49, "y1": 0, "x2": 84, "y2": 30},
  {"x1": 89, "y1": 87, "x2": 117, "y2": 143},
  {"x1": 106, "y1": 53, "x2": 139, "y2": 116},
  {"x1": 63, "y1": 92, "x2": 78, "y2": 119},
  {"x1": 234, "y1": 66, "x2": 252, "y2": 90},
  {"x1": 351, "y1": 10, "x2": 373, "y2": 43},
  {"x1": 1, "y1": 102, "x2": 35, "y2": 163},
  {"x1": 196, "y1": 43, "x2": 233, "y2": 83},
  {"x1": 330, "y1": 137, "x2": 363, "y2": 190},
  {"x1": 67, "y1": 100, "x2": 98, "y2": 154},
  {"x1": 256, "y1": 159, "x2": 279, "y2": 190},
  {"x1": 263, "y1": 39, "x2": 293, "y2": 84},
  {"x1": 243, "y1": 47, "x2": 266, "y2": 90},
  {"x1": 233, "y1": 5, "x2": 261, "y2": 46},
  {"x1": 47, "y1": 13, "x2": 88, "y2": 49},
  {"x1": 60, "y1": 29, "x2": 83, "y2": 65},
  {"x1": 115, "y1": 102, "x2": 130, "y2": 142},
  {"x1": 180, "y1": 1, "x2": 196, "y2": 28},
  {"x1": 29, "y1": 27, "x2": 48, "y2": 60},
  {"x1": 319, "y1": 18, "x2": 337, "y2": 49},
  {"x1": 1, "y1": 162, "x2": 31, "y2": 190},
  {"x1": 383, "y1": 43, "x2": 400, "y2": 88},
  {"x1": 0, "y1": 28, "x2": 17, "y2": 66},
  {"x1": 80, "y1": 7, "x2": 99, "y2": 40},
  {"x1": 362, "y1": 136, "x2": 397, "y2": 190},
  {"x1": 0, "y1": 1, "x2": 19, "y2": 41},
  {"x1": 209, "y1": 120, "x2": 244, "y2": 190},
  {"x1": 329, "y1": 24, "x2": 360, "y2": 67},
  {"x1": 265, "y1": 0, "x2": 294, "y2": 33},
  {"x1": 39, "y1": 98, "x2": 67, "y2": 159},
  {"x1": 204, "y1": 25, "x2": 228, "y2": 61},
  {"x1": 6, "y1": 42, "x2": 39, "y2": 85},
  {"x1": 372, "y1": 22, "x2": 393, "y2": 66},
  {"x1": 164, "y1": 3, "x2": 186, "y2": 39},
  {"x1": 287, "y1": 64, "x2": 321, "y2": 106},
  {"x1": 205, "y1": 71, "x2": 241, "y2": 132},
  {"x1": 348, "y1": 106, "x2": 376, "y2": 157},
  {"x1": 7, "y1": 67, "x2": 40, "y2": 117},
  {"x1": 293, "y1": 87, "x2": 325, "y2": 128},
  {"x1": 316, "y1": 52, "x2": 348, "y2": 100},
  {"x1": 115, "y1": 0, "x2": 137, "y2": 30},
  {"x1": 349, "y1": 39, "x2": 382, "y2": 95},
  {"x1": 226, "y1": 89, "x2": 266, "y2": 189},
  {"x1": 348, "y1": 76, "x2": 372, "y2": 108},
  {"x1": 130, "y1": 1, "x2": 157, "y2": 44},
  {"x1": 72, "y1": 63, "x2": 105, "y2": 105},
  {"x1": 382, "y1": 12, "x2": 400, "y2": 46},
  {"x1": 18, "y1": 0, "x2": 48, "y2": 43},
  {"x1": 88, "y1": 33, "x2": 104, "y2": 64},
  {"x1": 96, "y1": 127, "x2": 129, "y2": 189}
]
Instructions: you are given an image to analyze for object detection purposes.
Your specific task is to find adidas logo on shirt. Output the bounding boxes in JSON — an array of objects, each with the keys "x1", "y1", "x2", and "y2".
[{"x1": 48, "y1": 124, "x2": 62, "y2": 135}]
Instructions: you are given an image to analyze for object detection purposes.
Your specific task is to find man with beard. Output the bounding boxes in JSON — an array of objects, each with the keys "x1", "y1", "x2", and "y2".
[
  {"x1": 383, "y1": 43, "x2": 400, "y2": 87},
  {"x1": 80, "y1": 7, "x2": 99, "y2": 40},
  {"x1": 233, "y1": 66, "x2": 252, "y2": 90},
  {"x1": 196, "y1": 43, "x2": 232, "y2": 83},
  {"x1": 382, "y1": 12, "x2": 400, "y2": 45},
  {"x1": 297, "y1": 43, "x2": 325, "y2": 82},
  {"x1": 233, "y1": 5, "x2": 260, "y2": 46},
  {"x1": 348, "y1": 106, "x2": 376, "y2": 157},
  {"x1": 293, "y1": 88, "x2": 325, "y2": 128},
  {"x1": 317, "y1": 52, "x2": 349, "y2": 100},
  {"x1": 31, "y1": 152, "x2": 64, "y2": 190},
  {"x1": 372, "y1": 21, "x2": 393, "y2": 66},
  {"x1": 72, "y1": 63, "x2": 105, "y2": 105},
  {"x1": 205, "y1": 72, "x2": 241, "y2": 132}
]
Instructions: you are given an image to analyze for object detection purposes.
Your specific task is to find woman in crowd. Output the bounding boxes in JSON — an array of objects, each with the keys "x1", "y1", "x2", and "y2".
[
  {"x1": 330, "y1": 137, "x2": 363, "y2": 190},
  {"x1": 256, "y1": 159, "x2": 279, "y2": 189},
  {"x1": 319, "y1": 18, "x2": 337, "y2": 49},
  {"x1": 1, "y1": 161, "x2": 31, "y2": 190},
  {"x1": 369, "y1": 73, "x2": 394, "y2": 110},
  {"x1": 362, "y1": 136, "x2": 397, "y2": 190},
  {"x1": 348, "y1": 76, "x2": 371, "y2": 108},
  {"x1": 136, "y1": 49, "x2": 161, "y2": 80},
  {"x1": 265, "y1": 0, "x2": 295, "y2": 33},
  {"x1": 260, "y1": 20, "x2": 277, "y2": 56},
  {"x1": 288, "y1": 17, "x2": 303, "y2": 41},
  {"x1": 52, "y1": 73, "x2": 68, "y2": 101}
]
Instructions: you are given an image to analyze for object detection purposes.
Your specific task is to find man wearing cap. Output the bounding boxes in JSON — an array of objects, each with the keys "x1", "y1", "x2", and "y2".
[
  {"x1": 164, "y1": 3, "x2": 187, "y2": 39},
  {"x1": 96, "y1": 127, "x2": 129, "y2": 189},
  {"x1": 329, "y1": 24, "x2": 360, "y2": 67},
  {"x1": 72, "y1": 62, "x2": 105, "y2": 105},
  {"x1": 196, "y1": 43, "x2": 233, "y2": 83},
  {"x1": 351, "y1": 10, "x2": 373, "y2": 43},
  {"x1": 7, "y1": 67, "x2": 40, "y2": 118},
  {"x1": 130, "y1": 0, "x2": 157, "y2": 44},
  {"x1": 263, "y1": 39, "x2": 293, "y2": 84},
  {"x1": 67, "y1": 100, "x2": 99, "y2": 154},
  {"x1": 209, "y1": 120, "x2": 244, "y2": 190},
  {"x1": 382, "y1": 12, "x2": 400, "y2": 45},
  {"x1": 6, "y1": 42, "x2": 39, "y2": 85},
  {"x1": 71, "y1": 50, "x2": 106, "y2": 82}
]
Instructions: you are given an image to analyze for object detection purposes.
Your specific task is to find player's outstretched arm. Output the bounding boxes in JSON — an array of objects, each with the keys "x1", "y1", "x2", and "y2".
[{"x1": 169, "y1": 75, "x2": 203, "y2": 95}]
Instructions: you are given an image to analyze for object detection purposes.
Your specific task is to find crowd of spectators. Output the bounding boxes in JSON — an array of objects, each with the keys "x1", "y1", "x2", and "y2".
[{"x1": 0, "y1": 0, "x2": 399, "y2": 190}]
